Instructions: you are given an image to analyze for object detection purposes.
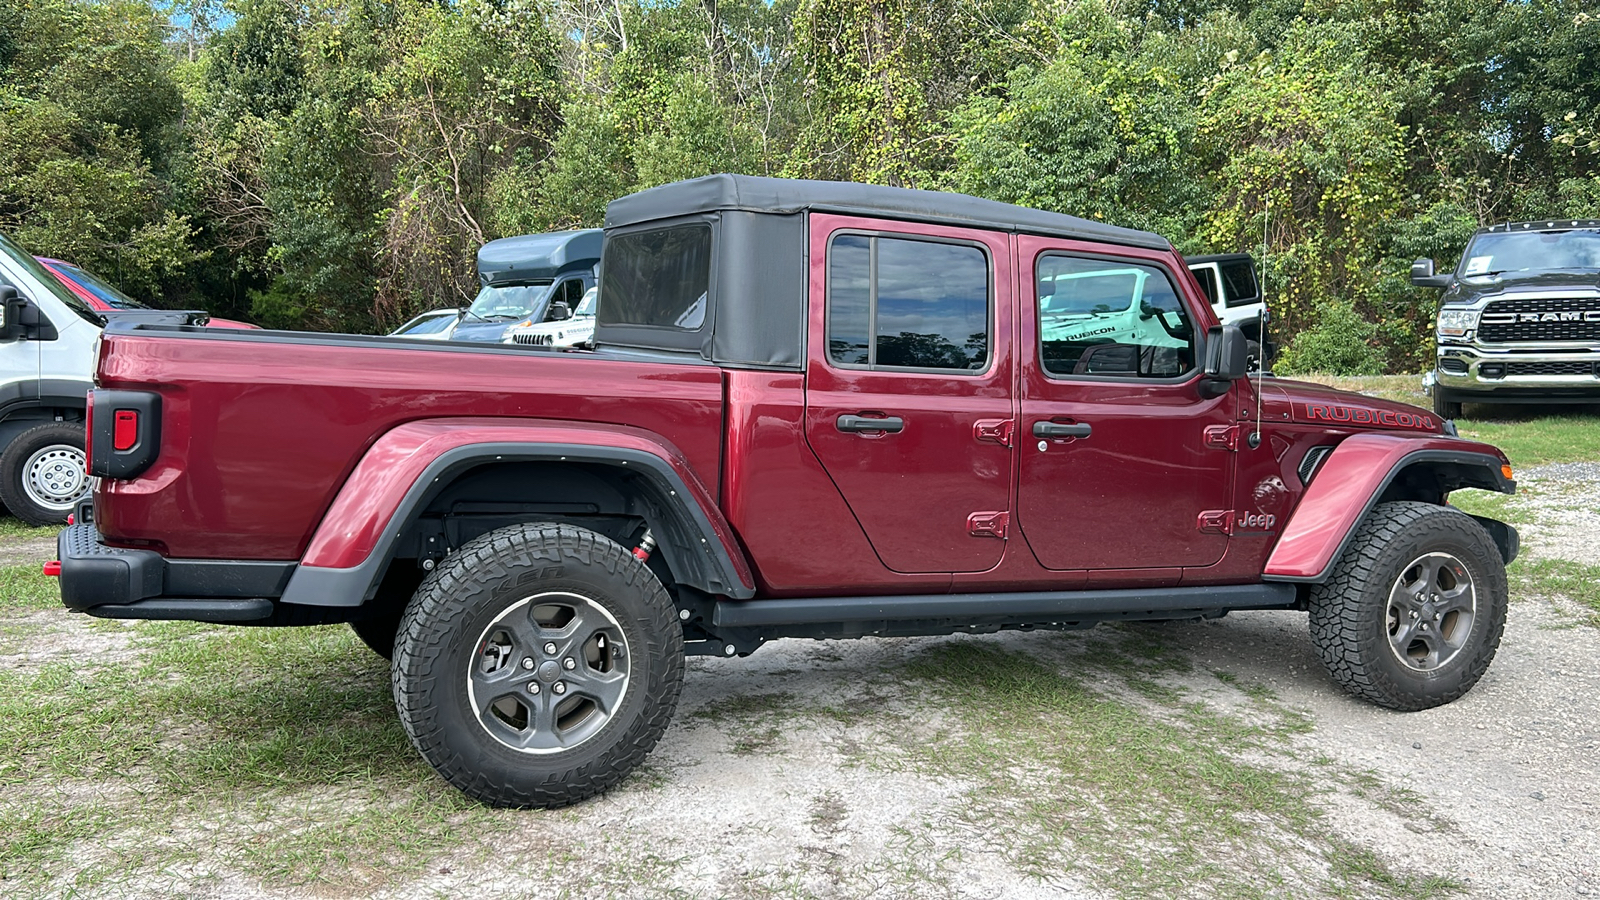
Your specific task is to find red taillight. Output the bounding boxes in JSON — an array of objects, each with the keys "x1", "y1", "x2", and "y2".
[{"x1": 113, "y1": 410, "x2": 139, "y2": 451}]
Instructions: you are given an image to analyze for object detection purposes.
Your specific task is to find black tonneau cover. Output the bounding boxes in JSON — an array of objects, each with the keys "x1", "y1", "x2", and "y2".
[{"x1": 605, "y1": 174, "x2": 1171, "y2": 251}]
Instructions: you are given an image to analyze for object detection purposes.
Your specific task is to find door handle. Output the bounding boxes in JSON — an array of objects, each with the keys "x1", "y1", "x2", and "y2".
[
  {"x1": 837, "y1": 414, "x2": 905, "y2": 434},
  {"x1": 1033, "y1": 421, "x2": 1091, "y2": 439}
]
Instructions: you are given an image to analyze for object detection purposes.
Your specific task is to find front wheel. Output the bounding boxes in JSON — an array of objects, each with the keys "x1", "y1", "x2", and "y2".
[
  {"x1": 0, "y1": 422, "x2": 89, "y2": 526},
  {"x1": 1308, "y1": 501, "x2": 1507, "y2": 710},
  {"x1": 1432, "y1": 390, "x2": 1462, "y2": 420},
  {"x1": 392, "y1": 523, "x2": 684, "y2": 808}
]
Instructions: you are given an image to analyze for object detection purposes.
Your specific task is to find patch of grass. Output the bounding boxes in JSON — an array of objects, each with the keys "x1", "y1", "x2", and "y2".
[
  {"x1": 0, "y1": 519, "x2": 59, "y2": 540},
  {"x1": 0, "y1": 622, "x2": 503, "y2": 894},
  {"x1": 1291, "y1": 374, "x2": 1429, "y2": 407},
  {"x1": 1453, "y1": 412, "x2": 1600, "y2": 467},
  {"x1": 1514, "y1": 557, "x2": 1600, "y2": 627},
  {"x1": 899, "y1": 640, "x2": 1449, "y2": 899},
  {"x1": 1446, "y1": 487, "x2": 1517, "y2": 522},
  {"x1": 0, "y1": 803, "x2": 114, "y2": 890},
  {"x1": 0, "y1": 563, "x2": 60, "y2": 613},
  {"x1": 1328, "y1": 843, "x2": 1465, "y2": 899}
]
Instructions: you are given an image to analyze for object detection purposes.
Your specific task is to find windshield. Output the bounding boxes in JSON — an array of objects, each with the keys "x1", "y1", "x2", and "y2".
[
  {"x1": 467, "y1": 282, "x2": 553, "y2": 320},
  {"x1": 0, "y1": 233, "x2": 103, "y2": 325},
  {"x1": 1460, "y1": 229, "x2": 1600, "y2": 276},
  {"x1": 1040, "y1": 267, "x2": 1144, "y2": 316},
  {"x1": 395, "y1": 313, "x2": 456, "y2": 336},
  {"x1": 57, "y1": 263, "x2": 149, "y2": 309},
  {"x1": 575, "y1": 286, "x2": 597, "y2": 316}
]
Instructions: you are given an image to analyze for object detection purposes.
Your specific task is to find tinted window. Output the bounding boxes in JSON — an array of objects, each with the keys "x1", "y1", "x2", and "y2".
[
  {"x1": 1190, "y1": 266, "x2": 1218, "y2": 305},
  {"x1": 599, "y1": 224, "x2": 712, "y2": 330},
  {"x1": 1218, "y1": 259, "x2": 1259, "y2": 307},
  {"x1": 827, "y1": 234, "x2": 989, "y2": 372},
  {"x1": 1037, "y1": 255, "x2": 1195, "y2": 378}
]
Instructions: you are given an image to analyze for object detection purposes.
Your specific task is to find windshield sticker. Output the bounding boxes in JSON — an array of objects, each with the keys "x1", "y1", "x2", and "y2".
[{"x1": 1463, "y1": 256, "x2": 1493, "y2": 276}]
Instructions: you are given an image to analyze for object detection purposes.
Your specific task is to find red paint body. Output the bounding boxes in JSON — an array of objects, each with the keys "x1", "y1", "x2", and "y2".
[{"x1": 90, "y1": 214, "x2": 1512, "y2": 601}]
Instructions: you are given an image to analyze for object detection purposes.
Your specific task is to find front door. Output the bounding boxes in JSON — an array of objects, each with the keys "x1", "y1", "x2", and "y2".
[
  {"x1": 1015, "y1": 236, "x2": 1234, "y2": 571},
  {"x1": 803, "y1": 214, "x2": 1015, "y2": 574}
]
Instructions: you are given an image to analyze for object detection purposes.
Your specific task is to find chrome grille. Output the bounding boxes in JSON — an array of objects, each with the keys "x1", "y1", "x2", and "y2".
[
  {"x1": 1478, "y1": 296, "x2": 1600, "y2": 342},
  {"x1": 1503, "y1": 361, "x2": 1598, "y2": 377}
]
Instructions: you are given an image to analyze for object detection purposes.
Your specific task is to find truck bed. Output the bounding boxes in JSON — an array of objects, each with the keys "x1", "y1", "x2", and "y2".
[{"x1": 94, "y1": 326, "x2": 725, "y2": 559}]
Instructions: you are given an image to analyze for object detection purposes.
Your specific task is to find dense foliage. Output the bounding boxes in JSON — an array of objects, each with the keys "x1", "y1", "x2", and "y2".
[{"x1": 1, "y1": 0, "x2": 1596, "y2": 369}]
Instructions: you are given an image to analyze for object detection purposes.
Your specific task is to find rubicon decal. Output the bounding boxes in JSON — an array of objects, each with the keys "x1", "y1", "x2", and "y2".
[{"x1": 1301, "y1": 403, "x2": 1436, "y2": 431}]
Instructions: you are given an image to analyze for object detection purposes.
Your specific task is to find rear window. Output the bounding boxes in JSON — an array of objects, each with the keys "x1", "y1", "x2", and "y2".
[
  {"x1": 599, "y1": 224, "x2": 712, "y2": 330},
  {"x1": 1218, "y1": 259, "x2": 1259, "y2": 307}
]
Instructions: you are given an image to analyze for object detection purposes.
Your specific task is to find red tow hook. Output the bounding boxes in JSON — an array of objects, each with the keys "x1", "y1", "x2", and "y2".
[
  {"x1": 43, "y1": 560, "x2": 61, "y2": 577},
  {"x1": 632, "y1": 529, "x2": 657, "y2": 562}
]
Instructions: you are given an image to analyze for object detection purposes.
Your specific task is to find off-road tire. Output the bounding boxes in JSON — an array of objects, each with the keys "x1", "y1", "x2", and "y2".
[
  {"x1": 1308, "y1": 501, "x2": 1507, "y2": 711},
  {"x1": 1432, "y1": 391, "x2": 1462, "y2": 420},
  {"x1": 392, "y1": 523, "x2": 683, "y2": 808},
  {"x1": 0, "y1": 421, "x2": 88, "y2": 526}
]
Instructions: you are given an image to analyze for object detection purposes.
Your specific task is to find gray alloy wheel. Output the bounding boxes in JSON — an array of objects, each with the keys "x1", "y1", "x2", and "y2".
[
  {"x1": 1385, "y1": 551, "x2": 1478, "y2": 672},
  {"x1": 0, "y1": 421, "x2": 89, "y2": 526},
  {"x1": 468, "y1": 591, "x2": 632, "y2": 754}
]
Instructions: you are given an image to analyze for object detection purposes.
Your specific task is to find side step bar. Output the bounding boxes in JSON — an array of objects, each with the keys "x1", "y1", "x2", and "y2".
[
  {"x1": 713, "y1": 583, "x2": 1297, "y2": 629},
  {"x1": 86, "y1": 598, "x2": 275, "y2": 623}
]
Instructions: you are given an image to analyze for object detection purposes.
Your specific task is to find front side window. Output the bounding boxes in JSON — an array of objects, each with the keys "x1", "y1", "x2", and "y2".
[
  {"x1": 827, "y1": 233, "x2": 990, "y2": 372},
  {"x1": 1037, "y1": 255, "x2": 1195, "y2": 378},
  {"x1": 599, "y1": 224, "x2": 712, "y2": 330}
]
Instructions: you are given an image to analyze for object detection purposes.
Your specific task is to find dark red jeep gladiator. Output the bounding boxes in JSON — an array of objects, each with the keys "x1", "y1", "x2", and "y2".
[{"x1": 55, "y1": 175, "x2": 1519, "y2": 808}]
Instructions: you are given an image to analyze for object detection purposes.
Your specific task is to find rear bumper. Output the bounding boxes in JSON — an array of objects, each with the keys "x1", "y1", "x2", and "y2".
[{"x1": 57, "y1": 523, "x2": 294, "y2": 622}]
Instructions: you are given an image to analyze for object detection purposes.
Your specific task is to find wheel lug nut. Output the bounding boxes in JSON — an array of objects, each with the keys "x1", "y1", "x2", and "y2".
[
  {"x1": 527, "y1": 682, "x2": 540, "y2": 694},
  {"x1": 520, "y1": 657, "x2": 534, "y2": 669},
  {"x1": 563, "y1": 657, "x2": 576, "y2": 670},
  {"x1": 553, "y1": 682, "x2": 566, "y2": 694},
  {"x1": 544, "y1": 642, "x2": 557, "y2": 654}
]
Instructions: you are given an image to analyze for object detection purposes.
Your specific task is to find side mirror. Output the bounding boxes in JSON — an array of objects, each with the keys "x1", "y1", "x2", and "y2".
[
  {"x1": 0, "y1": 286, "x2": 25, "y2": 342},
  {"x1": 547, "y1": 301, "x2": 571, "y2": 321},
  {"x1": 1199, "y1": 324, "x2": 1249, "y2": 398},
  {"x1": 1410, "y1": 258, "x2": 1452, "y2": 289}
]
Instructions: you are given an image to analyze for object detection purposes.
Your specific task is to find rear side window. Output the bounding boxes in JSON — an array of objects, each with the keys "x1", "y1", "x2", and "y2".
[
  {"x1": 1037, "y1": 255, "x2": 1195, "y2": 379},
  {"x1": 827, "y1": 233, "x2": 990, "y2": 372},
  {"x1": 599, "y1": 224, "x2": 711, "y2": 330}
]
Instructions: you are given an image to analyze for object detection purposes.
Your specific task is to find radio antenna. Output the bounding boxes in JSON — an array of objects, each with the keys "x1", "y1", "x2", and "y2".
[{"x1": 1248, "y1": 197, "x2": 1269, "y2": 449}]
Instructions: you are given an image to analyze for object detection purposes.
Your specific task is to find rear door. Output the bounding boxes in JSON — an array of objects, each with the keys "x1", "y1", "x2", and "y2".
[
  {"x1": 1016, "y1": 236, "x2": 1234, "y2": 571},
  {"x1": 803, "y1": 214, "x2": 1015, "y2": 574}
]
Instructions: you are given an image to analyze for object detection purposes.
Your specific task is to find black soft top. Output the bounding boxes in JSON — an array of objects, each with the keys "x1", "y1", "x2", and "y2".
[{"x1": 606, "y1": 174, "x2": 1171, "y2": 251}]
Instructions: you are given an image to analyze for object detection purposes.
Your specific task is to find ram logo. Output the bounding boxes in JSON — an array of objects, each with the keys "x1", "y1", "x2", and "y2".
[{"x1": 1481, "y1": 309, "x2": 1600, "y2": 324}]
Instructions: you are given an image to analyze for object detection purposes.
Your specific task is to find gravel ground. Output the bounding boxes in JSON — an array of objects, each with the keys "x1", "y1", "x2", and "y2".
[{"x1": 3, "y1": 461, "x2": 1596, "y2": 899}]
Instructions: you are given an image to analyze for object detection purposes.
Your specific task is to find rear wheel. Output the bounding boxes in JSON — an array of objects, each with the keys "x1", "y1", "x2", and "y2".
[
  {"x1": 1308, "y1": 501, "x2": 1506, "y2": 710},
  {"x1": 392, "y1": 523, "x2": 683, "y2": 808},
  {"x1": 0, "y1": 422, "x2": 88, "y2": 526}
]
